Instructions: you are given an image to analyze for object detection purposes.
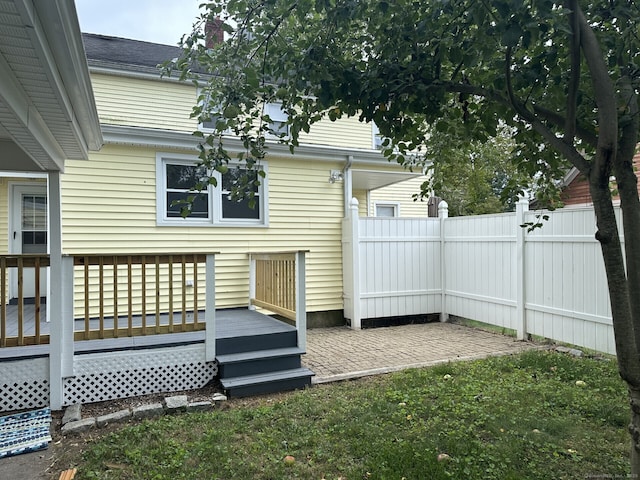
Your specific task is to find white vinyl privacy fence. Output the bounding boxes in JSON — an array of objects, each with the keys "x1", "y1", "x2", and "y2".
[{"x1": 342, "y1": 198, "x2": 618, "y2": 354}]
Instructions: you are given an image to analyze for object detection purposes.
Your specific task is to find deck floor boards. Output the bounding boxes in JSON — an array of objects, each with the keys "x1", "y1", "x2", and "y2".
[{"x1": 0, "y1": 306, "x2": 295, "y2": 360}]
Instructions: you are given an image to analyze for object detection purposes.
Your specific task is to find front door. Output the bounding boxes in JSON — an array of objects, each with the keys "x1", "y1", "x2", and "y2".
[{"x1": 10, "y1": 185, "x2": 48, "y2": 301}]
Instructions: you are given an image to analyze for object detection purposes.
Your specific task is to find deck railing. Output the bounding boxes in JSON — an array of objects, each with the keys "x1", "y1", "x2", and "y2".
[
  {"x1": 73, "y1": 254, "x2": 212, "y2": 340},
  {"x1": 0, "y1": 254, "x2": 50, "y2": 347},
  {"x1": 0, "y1": 253, "x2": 217, "y2": 348},
  {"x1": 249, "y1": 251, "x2": 307, "y2": 350}
]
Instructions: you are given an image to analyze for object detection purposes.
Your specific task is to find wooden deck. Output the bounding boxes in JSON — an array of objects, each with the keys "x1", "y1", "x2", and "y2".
[{"x1": 0, "y1": 307, "x2": 295, "y2": 360}]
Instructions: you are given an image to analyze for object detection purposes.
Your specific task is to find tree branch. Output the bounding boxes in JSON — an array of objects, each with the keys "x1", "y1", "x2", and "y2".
[
  {"x1": 577, "y1": 5, "x2": 618, "y2": 177},
  {"x1": 503, "y1": 46, "x2": 591, "y2": 174},
  {"x1": 564, "y1": 0, "x2": 580, "y2": 143},
  {"x1": 439, "y1": 82, "x2": 597, "y2": 148}
]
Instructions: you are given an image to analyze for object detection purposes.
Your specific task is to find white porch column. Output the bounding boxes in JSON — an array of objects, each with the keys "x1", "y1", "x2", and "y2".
[
  {"x1": 48, "y1": 171, "x2": 74, "y2": 410},
  {"x1": 205, "y1": 254, "x2": 216, "y2": 362},
  {"x1": 248, "y1": 254, "x2": 256, "y2": 311},
  {"x1": 515, "y1": 195, "x2": 530, "y2": 340},
  {"x1": 295, "y1": 251, "x2": 307, "y2": 351},
  {"x1": 348, "y1": 198, "x2": 361, "y2": 330},
  {"x1": 438, "y1": 201, "x2": 449, "y2": 322}
]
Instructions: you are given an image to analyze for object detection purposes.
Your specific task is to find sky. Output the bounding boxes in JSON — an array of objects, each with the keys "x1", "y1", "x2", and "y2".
[{"x1": 75, "y1": 0, "x2": 203, "y2": 46}]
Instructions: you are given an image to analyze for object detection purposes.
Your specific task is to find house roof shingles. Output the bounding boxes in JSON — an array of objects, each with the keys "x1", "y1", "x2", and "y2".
[{"x1": 82, "y1": 33, "x2": 183, "y2": 74}]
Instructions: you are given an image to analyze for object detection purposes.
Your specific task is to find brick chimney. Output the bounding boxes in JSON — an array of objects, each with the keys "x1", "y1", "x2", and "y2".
[{"x1": 205, "y1": 17, "x2": 224, "y2": 48}]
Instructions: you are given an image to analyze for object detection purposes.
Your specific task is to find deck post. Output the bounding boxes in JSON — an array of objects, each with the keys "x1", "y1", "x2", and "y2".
[
  {"x1": 248, "y1": 254, "x2": 256, "y2": 311},
  {"x1": 48, "y1": 171, "x2": 74, "y2": 410},
  {"x1": 295, "y1": 250, "x2": 307, "y2": 351},
  {"x1": 205, "y1": 254, "x2": 216, "y2": 361},
  {"x1": 515, "y1": 195, "x2": 529, "y2": 340},
  {"x1": 438, "y1": 201, "x2": 449, "y2": 322},
  {"x1": 348, "y1": 198, "x2": 361, "y2": 330}
]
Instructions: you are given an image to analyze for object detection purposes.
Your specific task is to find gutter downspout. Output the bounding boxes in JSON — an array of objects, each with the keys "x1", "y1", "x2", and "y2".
[{"x1": 343, "y1": 155, "x2": 353, "y2": 218}]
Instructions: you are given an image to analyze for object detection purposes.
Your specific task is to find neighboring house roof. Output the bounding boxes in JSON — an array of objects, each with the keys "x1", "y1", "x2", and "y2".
[
  {"x1": 561, "y1": 151, "x2": 640, "y2": 207},
  {"x1": 82, "y1": 33, "x2": 184, "y2": 75},
  {"x1": 0, "y1": 0, "x2": 102, "y2": 172}
]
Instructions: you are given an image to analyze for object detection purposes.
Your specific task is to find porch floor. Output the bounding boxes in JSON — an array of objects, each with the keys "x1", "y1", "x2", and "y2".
[{"x1": 0, "y1": 307, "x2": 295, "y2": 360}]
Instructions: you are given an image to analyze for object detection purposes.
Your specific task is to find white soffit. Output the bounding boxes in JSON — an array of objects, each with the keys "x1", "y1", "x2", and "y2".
[
  {"x1": 351, "y1": 169, "x2": 423, "y2": 191},
  {"x1": 0, "y1": 0, "x2": 102, "y2": 172}
]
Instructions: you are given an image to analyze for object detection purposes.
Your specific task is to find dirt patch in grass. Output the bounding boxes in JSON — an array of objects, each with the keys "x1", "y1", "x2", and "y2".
[{"x1": 47, "y1": 382, "x2": 299, "y2": 478}]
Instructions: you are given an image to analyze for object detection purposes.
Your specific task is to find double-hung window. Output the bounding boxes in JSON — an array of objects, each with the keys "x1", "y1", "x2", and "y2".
[{"x1": 157, "y1": 153, "x2": 267, "y2": 226}]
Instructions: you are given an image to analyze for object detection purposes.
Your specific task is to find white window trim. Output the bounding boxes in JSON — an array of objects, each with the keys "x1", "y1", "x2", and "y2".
[
  {"x1": 156, "y1": 153, "x2": 269, "y2": 227},
  {"x1": 373, "y1": 201, "x2": 400, "y2": 217},
  {"x1": 372, "y1": 123, "x2": 383, "y2": 150},
  {"x1": 265, "y1": 102, "x2": 289, "y2": 138},
  {"x1": 197, "y1": 89, "x2": 227, "y2": 134}
]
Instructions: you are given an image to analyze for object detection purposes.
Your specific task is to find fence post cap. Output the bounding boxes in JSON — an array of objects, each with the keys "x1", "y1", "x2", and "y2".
[{"x1": 349, "y1": 197, "x2": 359, "y2": 208}]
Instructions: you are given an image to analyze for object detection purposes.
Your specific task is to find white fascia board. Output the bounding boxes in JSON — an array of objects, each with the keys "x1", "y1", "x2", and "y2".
[
  {"x1": 101, "y1": 124, "x2": 407, "y2": 168},
  {"x1": 88, "y1": 64, "x2": 204, "y2": 85},
  {"x1": 561, "y1": 167, "x2": 581, "y2": 187}
]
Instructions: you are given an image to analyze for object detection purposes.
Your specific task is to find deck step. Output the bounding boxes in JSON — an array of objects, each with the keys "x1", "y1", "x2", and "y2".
[
  {"x1": 215, "y1": 330, "x2": 297, "y2": 355},
  {"x1": 217, "y1": 347, "x2": 305, "y2": 377},
  {"x1": 217, "y1": 347, "x2": 305, "y2": 364},
  {"x1": 220, "y1": 368, "x2": 314, "y2": 398}
]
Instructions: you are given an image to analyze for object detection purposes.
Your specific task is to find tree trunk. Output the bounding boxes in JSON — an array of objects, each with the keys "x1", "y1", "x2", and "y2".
[{"x1": 591, "y1": 164, "x2": 640, "y2": 475}]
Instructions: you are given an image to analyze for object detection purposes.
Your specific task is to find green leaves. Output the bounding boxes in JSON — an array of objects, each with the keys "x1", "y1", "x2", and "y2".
[{"x1": 166, "y1": 0, "x2": 637, "y2": 215}]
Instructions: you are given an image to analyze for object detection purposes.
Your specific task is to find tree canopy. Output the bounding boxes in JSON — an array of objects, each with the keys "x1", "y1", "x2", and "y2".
[
  {"x1": 167, "y1": 0, "x2": 640, "y2": 471},
  {"x1": 426, "y1": 127, "x2": 527, "y2": 216}
]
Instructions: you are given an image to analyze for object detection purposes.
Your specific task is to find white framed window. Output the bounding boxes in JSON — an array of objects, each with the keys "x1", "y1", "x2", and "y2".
[
  {"x1": 372, "y1": 123, "x2": 384, "y2": 150},
  {"x1": 200, "y1": 108, "x2": 223, "y2": 132},
  {"x1": 156, "y1": 153, "x2": 268, "y2": 227},
  {"x1": 265, "y1": 103, "x2": 289, "y2": 137},
  {"x1": 198, "y1": 91, "x2": 225, "y2": 133},
  {"x1": 374, "y1": 202, "x2": 400, "y2": 217}
]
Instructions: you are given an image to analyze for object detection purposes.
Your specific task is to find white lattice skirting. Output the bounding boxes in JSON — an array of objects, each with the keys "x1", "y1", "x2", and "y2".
[
  {"x1": 0, "y1": 346, "x2": 218, "y2": 412},
  {"x1": 63, "y1": 345, "x2": 218, "y2": 406},
  {"x1": 0, "y1": 358, "x2": 50, "y2": 413}
]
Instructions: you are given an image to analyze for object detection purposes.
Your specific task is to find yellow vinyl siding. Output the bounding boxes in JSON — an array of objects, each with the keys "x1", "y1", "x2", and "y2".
[
  {"x1": 91, "y1": 73, "x2": 378, "y2": 149},
  {"x1": 91, "y1": 73, "x2": 197, "y2": 132},
  {"x1": 369, "y1": 176, "x2": 429, "y2": 217},
  {"x1": 300, "y1": 116, "x2": 374, "y2": 150},
  {"x1": 61, "y1": 145, "x2": 346, "y2": 314}
]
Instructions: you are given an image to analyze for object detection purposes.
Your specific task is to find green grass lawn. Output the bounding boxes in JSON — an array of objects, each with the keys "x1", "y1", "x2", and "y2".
[{"x1": 74, "y1": 350, "x2": 629, "y2": 479}]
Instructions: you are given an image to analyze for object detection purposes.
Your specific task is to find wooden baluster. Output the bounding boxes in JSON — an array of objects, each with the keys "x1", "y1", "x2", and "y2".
[
  {"x1": 99, "y1": 256, "x2": 104, "y2": 338},
  {"x1": 17, "y1": 257, "x2": 23, "y2": 346},
  {"x1": 181, "y1": 255, "x2": 186, "y2": 327},
  {"x1": 193, "y1": 260, "x2": 198, "y2": 325},
  {"x1": 141, "y1": 256, "x2": 147, "y2": 335},
  {"x1": 113, "y1": 256, "x2": 118, "y2": 337},
  {"x1": 83, "y1": 257, "x2": 90, "y2": 339},
  {"x1": 168, "y1": 256, "x2": 174, "y2": 333},
  {"x1": 34, "y1": 256, "x2": 41, "y2": 344},
  {"x1": 155, "y1": 255, "x2": 160, "y2": 327},
  {"x1": 292, "y1": 260, "x2": 297, "y2": 313},
  {"x1": 127, "y1": 256, "x2": 133, "y2": 336}
]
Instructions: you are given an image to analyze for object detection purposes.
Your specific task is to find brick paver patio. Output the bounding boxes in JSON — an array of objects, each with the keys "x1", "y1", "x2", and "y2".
[{"x1": 303, "y1": 322, "x2": 538, "y2": 383}]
